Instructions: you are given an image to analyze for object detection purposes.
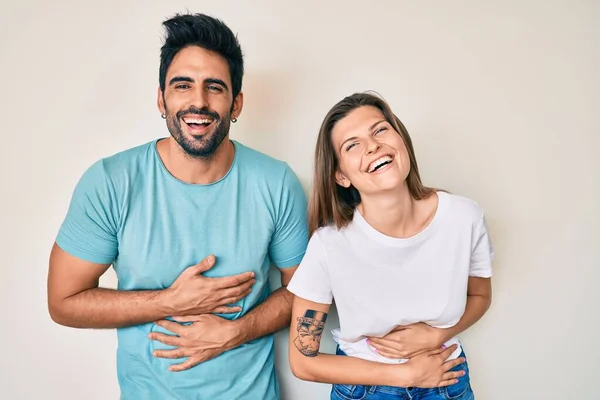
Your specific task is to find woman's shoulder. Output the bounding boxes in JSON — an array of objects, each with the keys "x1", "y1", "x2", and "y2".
[
  {"x1": 310, "y1": 222, "x2": 355, "y2": 245},
  {"x1": 437, "y1": 191, "x2": 486, "y2": 221}
]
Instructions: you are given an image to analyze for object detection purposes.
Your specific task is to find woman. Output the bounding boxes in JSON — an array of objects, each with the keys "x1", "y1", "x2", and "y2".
[{"x1": 286, "y1": 92, "x2": 493, "y2": 399}]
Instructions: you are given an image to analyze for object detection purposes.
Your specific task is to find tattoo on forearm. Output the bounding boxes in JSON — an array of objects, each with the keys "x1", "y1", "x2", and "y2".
[{"x1": 293, "y1": 309, "x2": 327, "y2": 357}]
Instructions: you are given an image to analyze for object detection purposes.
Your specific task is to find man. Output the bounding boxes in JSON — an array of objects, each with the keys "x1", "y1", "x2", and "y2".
[{"x1": 47, "y1": 12, "x2": 308, "y2": 400}]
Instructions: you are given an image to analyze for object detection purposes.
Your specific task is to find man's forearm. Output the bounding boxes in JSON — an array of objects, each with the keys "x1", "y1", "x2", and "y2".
[
  {"x1": 440, "y1": 294, "x2": 491, "y2": 342},
  {"x1": 231, "y1": 287, "x2": 293, "y2": 345},
  {"x1": 50, "y1": 287, "x2": 174, "y2": 329}
]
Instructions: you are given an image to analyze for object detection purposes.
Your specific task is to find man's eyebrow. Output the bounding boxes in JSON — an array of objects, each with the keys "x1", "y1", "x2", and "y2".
[
  {"x1": 205, "y1": 78, "x2": 229, "y2": 91},
  {"x1": 169, "y1": 76, "x2": 194, "y2": 85}
]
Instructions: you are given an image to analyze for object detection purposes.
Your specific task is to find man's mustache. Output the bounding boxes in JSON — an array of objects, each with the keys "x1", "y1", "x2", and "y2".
[{"x1": 176, "y1": 106, "x2": 220, "y2": 121}]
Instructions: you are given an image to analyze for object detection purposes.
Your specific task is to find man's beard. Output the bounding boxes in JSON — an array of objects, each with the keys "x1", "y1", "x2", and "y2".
[{"x1": 165, "y1": 105, "x2": 231, "y2": 159}]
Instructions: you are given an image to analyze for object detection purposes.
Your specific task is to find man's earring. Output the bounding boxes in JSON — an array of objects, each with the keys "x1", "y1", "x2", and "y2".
[
  {"x1": 161, "y1": 114, "x2": 166, "y2": 119},
  {"x1": 231, "y1": 117, "x2": 237, "y2": 123}
]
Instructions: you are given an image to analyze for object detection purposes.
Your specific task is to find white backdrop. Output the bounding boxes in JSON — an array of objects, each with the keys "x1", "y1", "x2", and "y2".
[{"x1": 1, "y1": 1, "x2": 598, "y2": 399}]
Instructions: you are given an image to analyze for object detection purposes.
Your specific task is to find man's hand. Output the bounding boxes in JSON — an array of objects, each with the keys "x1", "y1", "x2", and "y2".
[
  {"x1": 399, "y1": 344, "x2": 466, "y2": 388},
  {"x1": 149, "y1": 314, "x2": 241, "y2": 371},
  {"x1": 164, "y1": 254, "x2": 256, "y2": 316},
  {"x1": 367, "y1": 323, "x2": 446, "y2": 359}
]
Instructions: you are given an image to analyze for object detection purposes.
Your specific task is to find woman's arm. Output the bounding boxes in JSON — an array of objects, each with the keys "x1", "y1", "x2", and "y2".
[
  {"x1": 439, "y1": 276, "x2": 492, "y2": 341},
  {"x1": 288, "y1": 296, "x2": 466, "y2": 388},
  {"x1": 367, "y1": 277, "x2": 492, "y2": 359}
]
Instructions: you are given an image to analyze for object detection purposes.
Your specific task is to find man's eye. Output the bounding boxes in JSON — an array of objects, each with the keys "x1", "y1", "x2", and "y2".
[
  {"x1": 175, "y1": 84, "x2": 190, "y2": 89},
  {"x1": 207, "y1": 85, "x2": 223, "y2": 92}
]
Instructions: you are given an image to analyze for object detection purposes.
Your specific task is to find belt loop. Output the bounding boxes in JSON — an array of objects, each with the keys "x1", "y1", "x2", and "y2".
[{"x1": 368, "y1": 385, "x2": 377, "y2": 394}]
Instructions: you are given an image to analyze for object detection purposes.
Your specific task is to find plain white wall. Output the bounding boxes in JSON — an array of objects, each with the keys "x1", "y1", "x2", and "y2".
[{"x1": 1, "y1": 0, "x2": 598, "y2": 399}]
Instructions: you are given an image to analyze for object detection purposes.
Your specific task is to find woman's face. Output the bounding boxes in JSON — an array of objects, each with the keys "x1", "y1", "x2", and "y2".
[{"x1": 331, "y1": 105, "x2": 411, "y2": 196}]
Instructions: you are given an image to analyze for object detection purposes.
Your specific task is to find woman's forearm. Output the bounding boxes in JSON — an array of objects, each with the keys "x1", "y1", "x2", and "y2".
[{"x1": 290, "y1": 352, "x2": 413, "y2": 387}]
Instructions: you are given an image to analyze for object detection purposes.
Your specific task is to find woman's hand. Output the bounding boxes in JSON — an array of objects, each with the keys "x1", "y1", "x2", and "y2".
[
  {"x1": 398, "y1": 344, "x2": 466, "y2": 388},
  {"x1": 367, "y1": 323, "x2": 447, "y2": 359}
]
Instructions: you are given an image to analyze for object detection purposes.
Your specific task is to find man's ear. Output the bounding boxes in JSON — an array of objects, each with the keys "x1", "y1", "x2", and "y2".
[
  {"x1": 231, "y1": 92, "x2": 244, "y2": 120},
  {"x1": 335, "y1": 170, "x2": 351, "y2": 188},
  {"x1": 157, "y1": 86, "x2": 165, "y2": 115}
]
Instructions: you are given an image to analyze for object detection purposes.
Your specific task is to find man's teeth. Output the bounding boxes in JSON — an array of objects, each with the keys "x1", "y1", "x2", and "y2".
[
  {"x1": 183, "y1": 118, "x2": 212, "y2": 124},
  {"x1": 368, "y1": 156, "x2": 393, "y2": 173}
]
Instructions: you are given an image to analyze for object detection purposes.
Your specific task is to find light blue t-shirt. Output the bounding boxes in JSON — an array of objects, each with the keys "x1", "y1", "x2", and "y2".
[{"x1": 56, "y1": 139, "x2": 308, "y2": 400}]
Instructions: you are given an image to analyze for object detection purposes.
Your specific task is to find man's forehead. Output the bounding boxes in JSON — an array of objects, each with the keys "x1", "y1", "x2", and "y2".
[{"x1": 167, "y1": 46, "x2": 231, "y2": 82}]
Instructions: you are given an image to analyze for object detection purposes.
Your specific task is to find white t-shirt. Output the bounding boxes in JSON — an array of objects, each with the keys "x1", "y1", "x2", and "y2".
[{"x1": 287, "y1": 191, "x2": 494, "y2": 364}]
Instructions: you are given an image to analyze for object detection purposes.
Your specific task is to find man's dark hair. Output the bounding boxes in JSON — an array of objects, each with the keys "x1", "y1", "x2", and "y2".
[{"x1": 159, "y1": 13, "x2": 244, "y2": 99}]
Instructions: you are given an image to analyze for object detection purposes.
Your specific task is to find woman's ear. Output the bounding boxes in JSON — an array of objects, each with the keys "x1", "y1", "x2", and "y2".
[{"x1": 335, "y1": 170, "x2": 351, "y2": 188}]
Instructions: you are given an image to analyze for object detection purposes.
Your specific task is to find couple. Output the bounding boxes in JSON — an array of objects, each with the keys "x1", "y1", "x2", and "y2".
[{"x1": 47, "y1": 12, "x2": 493, "y2": 400}]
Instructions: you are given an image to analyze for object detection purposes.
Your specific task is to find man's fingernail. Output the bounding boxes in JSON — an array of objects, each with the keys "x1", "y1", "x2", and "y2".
[
  {"x1": 441, "y1": 345, "x2": 447, "y2": 350},
  {"x1": 366, "y1": 339, "x2": 370, "y2": 344}
]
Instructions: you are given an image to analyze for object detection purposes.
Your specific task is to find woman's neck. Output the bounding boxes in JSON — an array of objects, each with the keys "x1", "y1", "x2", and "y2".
[{"x1": 357, "y1": 186, "x2": 437, "y2": 238}]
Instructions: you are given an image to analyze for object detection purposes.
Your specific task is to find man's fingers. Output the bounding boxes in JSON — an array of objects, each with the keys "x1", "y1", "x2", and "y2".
[
  {"x1": 191, "y1": 254, "x2": 216, "y2": 274},
  {"x1": 156, "y1": 320, "x2": 187, "y2": 336},
  {"x1": 148, "y1": 332, "x2": 184, "y2": 347},
  {"x1": 212, "y1": 272, "x2": 255, "y2": 289},
  {"x1": 210, "y1": 306, "x2": 243, "y2": 314},
  {"x1": 153, "y1": 348, "x2": 188, "y2": 359},
  {"x1": 220, "y1": 288, "x2": 252, "y2": 306},
  {"x1": 218, "y1": 281, "x2": 254, "y2": 302},
  {"x1": 169, "y1": 357, "x2": 195, "y2": 372},
  {"x1": 178, "y1": 255, "x2": 216, "y2": 278},
  {"x1": 171, "y1": 315, "x2": 203, "y2": 322}
]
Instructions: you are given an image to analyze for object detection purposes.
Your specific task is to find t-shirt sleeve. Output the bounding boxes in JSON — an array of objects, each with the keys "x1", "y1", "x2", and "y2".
[
  {"x1": 286, "y1": 232, "x2": 333, "y2": 304},
  {"x1": 268, "y1": 164, "x2": 309, "y2": 268},
  {"x1": 55, "y1": 160, "x2": 119, "y2": 265},
  {"x1": 469, "y1": 211, "x2": 494, "y2": 278}
]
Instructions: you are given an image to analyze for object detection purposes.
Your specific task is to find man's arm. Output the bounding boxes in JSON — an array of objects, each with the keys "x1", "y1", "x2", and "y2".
[
  {"x1": 227, "y1": 265, "x2": 297, "y2": 346},
  {"x1": 48, "y1": 245, "x2": 255, "y2": 329},
  {"x1": 149, "y1": 265, "x2": 298, "y2": 371}
]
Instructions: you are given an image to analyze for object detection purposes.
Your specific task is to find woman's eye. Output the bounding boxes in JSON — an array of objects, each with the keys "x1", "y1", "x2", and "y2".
[
  {"x1": 345, "y1": 143, "x2": 357, "y2": 151},
  {"x1": 375, "y1": 126, "x2": 388, "y2": 135}
]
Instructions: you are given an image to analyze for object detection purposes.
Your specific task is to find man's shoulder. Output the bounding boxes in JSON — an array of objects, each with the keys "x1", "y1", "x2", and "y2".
[
  {"x1": 99, "y1": 140, "x2": 155, "y2": 174},
  {"x1": 234, "y1": 140, "x2": 295, "y2": 180},
  {"x1": 76, "y1": 140, "x2": 156, "y2": 189}
]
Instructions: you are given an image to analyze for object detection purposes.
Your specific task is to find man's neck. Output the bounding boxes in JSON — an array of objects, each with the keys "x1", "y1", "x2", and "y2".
[
  {"x1": 156, "y1": 137, "x2": 235, "y2": 185},
  {"x1": 358, "y1": 186, "x2": 437, "y2": 238}
]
